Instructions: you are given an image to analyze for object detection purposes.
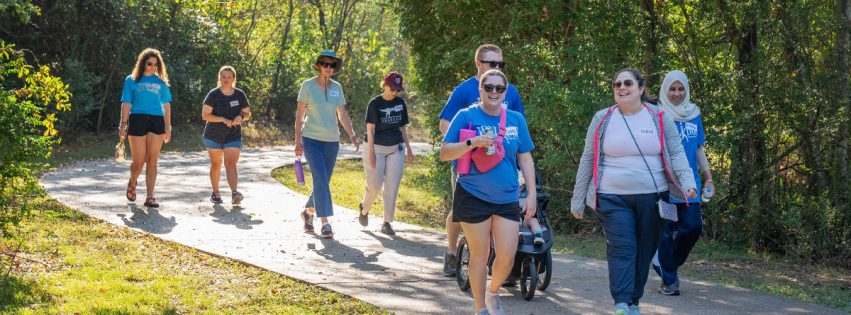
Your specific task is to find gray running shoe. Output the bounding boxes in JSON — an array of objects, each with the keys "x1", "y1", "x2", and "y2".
[
  {"x1": 484, "y1": 291, "x2": 505, "y2": 315},
  {"x1": 629, "y1": 304, "x2": 641, "y2": 315},
  {"x1": 658, "y1": 279, "x2": 680, "y2": 296},
  {"x1": 443, "y1": 251, "x2": 457, "y2": 277},
  {"x1": 301, "y1": 209, "x2": 314, "y2": 233},
  {"x1": 614, "y1": 303, "x2": 629, "y2": 315},
  {"x1": 210, "y1": 192, "x2": 222, "y2": 204}
]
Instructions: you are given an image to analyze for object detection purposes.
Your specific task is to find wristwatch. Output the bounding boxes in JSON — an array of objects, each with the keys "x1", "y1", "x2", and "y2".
[{"x1": 465, "y1": 139, "x2": 473, "y2": 147}]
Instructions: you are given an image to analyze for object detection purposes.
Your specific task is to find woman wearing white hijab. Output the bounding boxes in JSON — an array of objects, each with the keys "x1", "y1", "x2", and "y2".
[{"x1": 652, "y1": 70, "x2": 715, "y2": 296}]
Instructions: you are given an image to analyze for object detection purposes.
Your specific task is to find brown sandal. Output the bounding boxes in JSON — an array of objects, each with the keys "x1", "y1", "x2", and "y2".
[
  {"x1": 126, "y1": 179, "x2": 137, "y2": 202},
  {"x1": 143, "y1": 196, "x2": 159, "y2": 208}
]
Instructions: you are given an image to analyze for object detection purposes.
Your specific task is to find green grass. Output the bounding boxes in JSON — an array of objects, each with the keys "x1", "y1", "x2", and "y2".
[
  {"x1": 274, "y1": 160, "x2": 851, "y2": 313},
  {"x1": 1, "y1": 124, "x2": 387, "y2": 314}
]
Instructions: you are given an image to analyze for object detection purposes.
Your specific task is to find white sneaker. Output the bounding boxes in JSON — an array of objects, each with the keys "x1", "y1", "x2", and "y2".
[{"x1": 485, "y1": 291, "x2": 505, "y2": 315}]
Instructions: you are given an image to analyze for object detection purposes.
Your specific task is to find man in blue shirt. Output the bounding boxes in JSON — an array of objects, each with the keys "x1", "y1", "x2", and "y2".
[{"x1": 440, "y1": 44, "x2": 525, "y2": 277}]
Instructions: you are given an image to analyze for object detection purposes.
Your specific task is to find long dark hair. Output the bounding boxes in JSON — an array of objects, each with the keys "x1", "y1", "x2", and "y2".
[
  {"x1": 613, "y1": 68, "x2": 657, "y2": 104},
  {"x1": 131, "y1": 48, "x2": 170, "y2": 86}
]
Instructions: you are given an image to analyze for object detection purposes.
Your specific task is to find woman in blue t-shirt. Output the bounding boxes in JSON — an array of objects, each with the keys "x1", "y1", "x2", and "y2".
[
  {"x1": 357, "y1": 72, "x2": 414, "y2": 236},
  {"x1": 201, "y1": 66, "x2": 251, "y2": 205},
  {"x1": 652, "y1": 70, "x2": 715, "y2": 296},
  {"x1": 294, "y1": 50, "x2": 360, "y2": 239},
  {"x1": 440, "y1": 69, "x2": 537, "y2": 315},
  {"x1": 118, "y1": 48, "x2": 173, "y2": 208}
]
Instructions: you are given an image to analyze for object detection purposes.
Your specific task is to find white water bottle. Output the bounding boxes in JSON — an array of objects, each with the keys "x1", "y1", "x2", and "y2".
[{"x1": 701, "y1": 187, "x2": 714, "y2": 203}]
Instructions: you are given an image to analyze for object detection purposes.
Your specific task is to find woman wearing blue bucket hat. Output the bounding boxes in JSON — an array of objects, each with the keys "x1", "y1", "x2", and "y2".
[{"x1": 294, "y1": 50, "x2": 360, "y2": 239}]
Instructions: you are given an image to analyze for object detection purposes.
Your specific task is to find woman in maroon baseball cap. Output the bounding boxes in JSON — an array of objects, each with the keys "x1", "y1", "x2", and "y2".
[{"x1": 356, "y1": 71, "x2": 414, "y2": 236}]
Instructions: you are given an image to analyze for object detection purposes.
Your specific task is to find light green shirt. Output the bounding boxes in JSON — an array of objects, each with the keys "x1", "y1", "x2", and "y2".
[{"x1": 298, "y1": 77, "x2": 346, "y2": 142}]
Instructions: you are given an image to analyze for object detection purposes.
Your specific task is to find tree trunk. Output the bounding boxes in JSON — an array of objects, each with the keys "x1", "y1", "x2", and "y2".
[
  {"x1": 266, "y1": 0, "x2": 296, "y2": 118},
  {"x1": 640, "y1": 0, "x2": 660, "y2": 87},
  {"x1": 838, "y1": 0, "x2": 850, "y2": 194}
]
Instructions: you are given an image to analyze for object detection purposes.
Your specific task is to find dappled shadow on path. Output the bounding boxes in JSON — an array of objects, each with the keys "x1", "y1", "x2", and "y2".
[
  {"x1": 117, "y1": 204, "x2": 177, "y2": 234},
  {"x1": 316, "y1": 238, "x2": 385, "y2": 272},
  {"x1": 362, "y1": 230, "x2": 442, "y2": 264},
  {"x1": 210, "y1": 204, "x2": 263, "y2": 230}
]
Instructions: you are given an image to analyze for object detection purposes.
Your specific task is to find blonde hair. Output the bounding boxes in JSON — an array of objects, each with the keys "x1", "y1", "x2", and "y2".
[
  {"x1": 131, "y1": 48, "x2": 170, "y2": 85},
  {"x1": 217, "y1": 66, "x2": 237, "y2": 88},
  {"x1": 475, "y1": 44, "x2": 502, "y2": 61}
]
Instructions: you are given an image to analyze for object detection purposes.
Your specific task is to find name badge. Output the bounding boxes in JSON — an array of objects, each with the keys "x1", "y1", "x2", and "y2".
[
  {"x1": 639, "y1": 128, "x2": 655, "y2": 135},
  {"x1": 229, "y1": 100, "x2": 240, "y2": 107},
  {"x1": 329, "y1": 91, "x2": 340, "y2": 97}
]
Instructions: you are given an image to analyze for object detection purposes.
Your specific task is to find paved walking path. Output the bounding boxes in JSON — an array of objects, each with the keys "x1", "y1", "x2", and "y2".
[{"x1": 41, "y1": 144, "x2": 844, "y2": 314}]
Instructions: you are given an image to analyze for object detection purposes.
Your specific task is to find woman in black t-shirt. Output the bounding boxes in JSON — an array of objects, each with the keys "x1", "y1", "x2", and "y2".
[
  {"x1": 357, "y1": 72, "x2": 414, "y2": 235},
  {"x1": 201, "y1": 66, "x2": 251, "y2": 205}
]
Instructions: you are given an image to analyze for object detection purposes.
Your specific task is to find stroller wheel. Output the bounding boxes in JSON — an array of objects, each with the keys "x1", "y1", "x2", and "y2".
[
  {"x1": 537, "y1": 251, "x2": 552, "y2": 291},
  {"x1": 520, "y1": 256, "x2": 537, "y2": 300},
  {"x1": 456, "y1": 236, "x2": 471, "y2": 291}
]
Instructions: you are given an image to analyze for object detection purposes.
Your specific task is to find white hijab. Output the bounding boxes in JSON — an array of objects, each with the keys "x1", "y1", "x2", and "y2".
[{"x1": 658, "y1": 70, "x2": 700, "y2": 122}]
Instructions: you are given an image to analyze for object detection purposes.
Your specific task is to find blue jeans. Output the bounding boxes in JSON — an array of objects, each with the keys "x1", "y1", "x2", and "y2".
[
  {"x1": 596, "y1": 192, "x2": 665, "y2": 305},
  {"x1": 302, "y1": 137, "x2": 339, "y2": 218},
  {"x1": 656, "y1": 202, "x2": 702, "y2": 285}
]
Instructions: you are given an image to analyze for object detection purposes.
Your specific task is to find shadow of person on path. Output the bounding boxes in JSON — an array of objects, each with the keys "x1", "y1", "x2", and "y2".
[
  {"x1": 316, "y1": 238, "x2": 385, "y2": 272},
  {"x1": 362, "y1": 230, "x2": 442, "y2": 264},
  {"x1": 117, "y1": 203, "x2": 177, "y2": 234},
  {"x1": 210, "y1": 204, "x2": 264, "y2": 229}
]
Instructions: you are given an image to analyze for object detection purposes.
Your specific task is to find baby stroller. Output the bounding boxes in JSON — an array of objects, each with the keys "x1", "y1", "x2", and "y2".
[{"x1": 455, "y1": 169, "x2": 554, "y2": 300}]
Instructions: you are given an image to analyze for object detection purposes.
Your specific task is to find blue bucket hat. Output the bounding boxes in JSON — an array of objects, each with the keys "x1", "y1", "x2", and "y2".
[{"x1": 313, "y1": 50, "x2": 343, "y2": 74}]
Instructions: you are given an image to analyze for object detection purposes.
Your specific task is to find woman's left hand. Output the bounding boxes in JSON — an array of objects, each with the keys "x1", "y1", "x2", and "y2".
[
  {"x1": 164, "y1": 130, "x2": 172, "y2": 144},
  {"x1": 350, "y1": 135, "x2": 361, "y2": 152},
  {"x1": 406, "y1": 148, "x2": 414, "y2": 165},
  {"x1": 687, "y1": 188, "x2": 698, "y2": 199},
  {"x1": 524, "y1": 196, "x2": 537, "y2": 221}
]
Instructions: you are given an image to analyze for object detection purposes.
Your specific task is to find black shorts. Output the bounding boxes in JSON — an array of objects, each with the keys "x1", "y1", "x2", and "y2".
[
  {"x1": 128, "y1": 114, "x2": 165, "y2": 136},
  {"x1": 452, "y1": 184, "x2": 520, "y2": 223}
]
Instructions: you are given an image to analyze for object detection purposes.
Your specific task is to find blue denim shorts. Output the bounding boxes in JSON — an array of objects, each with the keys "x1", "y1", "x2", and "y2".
[{"x1": 202, "y1": 137, "x2": 242, "y2": 149}]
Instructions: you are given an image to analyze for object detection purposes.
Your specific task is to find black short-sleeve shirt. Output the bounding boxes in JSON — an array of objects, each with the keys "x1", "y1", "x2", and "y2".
[
  {"x1": 202, "y1": 87, "x2": 250, "y2": 144},
  {"x1": 364, "y1": 95, "x2": 409, "y2": 146}
]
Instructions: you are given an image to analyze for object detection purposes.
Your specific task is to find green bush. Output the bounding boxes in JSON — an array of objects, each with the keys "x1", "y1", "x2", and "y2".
[{"x1": 0, "y1": 41, "x2": 71, "y2": 233}]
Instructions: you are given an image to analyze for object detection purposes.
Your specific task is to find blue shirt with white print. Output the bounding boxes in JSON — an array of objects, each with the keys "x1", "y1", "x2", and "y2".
[
  {"x1": 120, "y1": 74, "x2": 172, "y2": 116},
  {"x1": 444, "y1": 105, "x2": 534, "y2": 204},
  {"x1": 439, "y1": 76, "x2": 525, "y2": 121},
  {"x1": 670, "y1": 115, "x2": 705, "y2": 204}
]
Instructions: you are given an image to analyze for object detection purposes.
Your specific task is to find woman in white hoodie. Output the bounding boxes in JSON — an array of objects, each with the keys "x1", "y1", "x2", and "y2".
[{"x1": 652, "y1": 70, "x2": 715, "y2": 296}]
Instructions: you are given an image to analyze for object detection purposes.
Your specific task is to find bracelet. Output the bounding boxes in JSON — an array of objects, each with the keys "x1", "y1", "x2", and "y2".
[{"x1": 166, "y1": 125, "x2": 173, "y2": 132}]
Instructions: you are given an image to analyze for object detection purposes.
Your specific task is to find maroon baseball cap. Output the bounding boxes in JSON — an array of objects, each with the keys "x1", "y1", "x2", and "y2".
[{"x1": 384, "y1": 72, "x2": 404, "y2": 91}]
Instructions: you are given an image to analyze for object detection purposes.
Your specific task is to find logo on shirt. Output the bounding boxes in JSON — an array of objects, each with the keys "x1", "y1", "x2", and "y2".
[
  {"x1": 679, "y1": 122, "x2": 698, "y2": 142},
  {"x1": 138, "y1": 83, "x2": 161, "y2": 94},
  {"x1": 229, "y1": 100, "x2": 240, "y2": 107},
  {"x1": 639, "y1": 128, "x2": 656, "y2": 136},
  {"x1": 329, "y1": 91, "x2": 340, "y2": 97},
  {"x1": 505, "y1": 126, "x2": 518, "y2": 139},
  {"x1": 378, "y1": 104, "x2": 404, "y2": 124}
]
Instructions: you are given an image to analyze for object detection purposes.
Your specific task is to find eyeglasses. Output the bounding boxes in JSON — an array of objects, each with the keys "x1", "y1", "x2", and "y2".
[
  {"x1": 612, "y1": 79, "x2": 635, "y2": 89},
  {"x1": 146, "y1": 62, "x2": 159, "y2": 67},
  {"x1": 317, "y1": 61, "x2": 337, "y2": 69},
  {"x1": 482, "y1": 84, "x2": 507, "y2": 93},
  {"x1": 479, "y1": 60, "x2": 506, "y2": 69}
]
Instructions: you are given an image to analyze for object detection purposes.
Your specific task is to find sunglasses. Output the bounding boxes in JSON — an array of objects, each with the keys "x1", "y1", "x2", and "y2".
[
  {"x1": 146, "y1": 62, "x2": 159, "y2": 67},
  {"x1": 317, "y1": 61, "x2": 337, "y2": 69},
  {"x1": 612, "y1": 79, "x2": 636, "y2": 89},
  {"x1": 482, "y1": 84, "x2": 507, "y2": 93},
  {"x1": 479, "y1": 60, "x2": 506, "y2": 69}
]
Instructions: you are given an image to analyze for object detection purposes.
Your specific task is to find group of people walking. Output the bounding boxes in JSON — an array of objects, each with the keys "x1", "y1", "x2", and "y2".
[{"x1": 117, "y1": 45, "x2": 713, "y2": 315}]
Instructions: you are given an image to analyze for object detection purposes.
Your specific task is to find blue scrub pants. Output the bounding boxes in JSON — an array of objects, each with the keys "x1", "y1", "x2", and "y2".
[
  {"x1": 596, "y1": 192, "x2": 665, "y2": 305},
  {"x1": 302, "y1": 137, "x2": 339, "y2": 218},
  {"x1": 656, "y1": 202, "x2": 702, "y2": 285}
]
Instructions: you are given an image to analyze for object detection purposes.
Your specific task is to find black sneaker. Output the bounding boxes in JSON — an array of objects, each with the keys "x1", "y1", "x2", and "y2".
[
  {"x1": 501, "y1": 280, "x2": 517, "y2": 287},
  {"x1": 320, "y1": 223, "x2": 334, "y2": 239},
  {"x1": 443, "y1": 251, "x2": 457, "y2": 276},
  {"x1": 380, "y1": 222, "x2": 396, "y2": 236},
  {"x1": 210, "y1": 192, "x2": 223, "y2": 204},
  {"x1": 301, "y1": 209, "x2": 315, "y2": 233},
  {"x1": 358, "y1": 203, "x2": 368, "y2": 227},
  {"x1": 658, "y1": 279, "x2": 680, "y2": 296},
  {"x1": 231, "y1": 191, "x2": 243, "y2": 205}
]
